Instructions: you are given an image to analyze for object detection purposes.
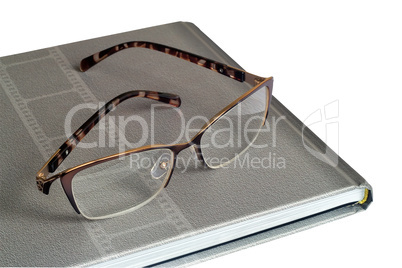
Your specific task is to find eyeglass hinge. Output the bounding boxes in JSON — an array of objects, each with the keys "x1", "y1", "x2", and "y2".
[
  {"x1": 36, "y1": 173, "x2": 59, "y2": 194},
  {"x1": 254, "y1": 77, "x2": 265, "y2": 85},
  {"x1": 36, "y1": 174, "x2": 46, "y2": 192}
]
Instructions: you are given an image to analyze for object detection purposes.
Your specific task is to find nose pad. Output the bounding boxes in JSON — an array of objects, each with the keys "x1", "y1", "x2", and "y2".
[
  {"x1": 190, "y1": 145, "x2": 203, "y2": 161},
  {"x1": 151, "y1": 153, "x2": 172, "y2": 180}
]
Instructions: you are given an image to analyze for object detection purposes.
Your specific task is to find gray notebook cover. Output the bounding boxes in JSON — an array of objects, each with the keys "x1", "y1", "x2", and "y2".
[{"x1": 0, "y1": 22, "x2": 372, "y2": 267}]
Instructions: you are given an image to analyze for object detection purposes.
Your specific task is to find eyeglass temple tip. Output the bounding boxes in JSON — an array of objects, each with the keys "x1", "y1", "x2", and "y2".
[{"x1": 80, "y1": 56, "x2": 93, "y2": 72}]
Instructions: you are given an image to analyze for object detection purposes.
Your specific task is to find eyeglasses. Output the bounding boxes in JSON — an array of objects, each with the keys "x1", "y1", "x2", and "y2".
[{"x1": 36, "y1": 41, "x2": 273, "y2": 219}]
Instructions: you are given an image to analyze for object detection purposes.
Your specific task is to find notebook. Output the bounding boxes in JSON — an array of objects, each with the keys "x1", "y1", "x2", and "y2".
[{"x1": 0, "y1": 21, "x2": 372, "y2": 267}]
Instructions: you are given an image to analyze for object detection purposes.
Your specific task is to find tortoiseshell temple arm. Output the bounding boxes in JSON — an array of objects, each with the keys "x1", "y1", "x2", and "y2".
[
  {"x1": 36, "y1": 90, "x2": 181, "y2": 193},
  {"x1": 80, "y1": 41, "x2": 249, "y2": 83}
]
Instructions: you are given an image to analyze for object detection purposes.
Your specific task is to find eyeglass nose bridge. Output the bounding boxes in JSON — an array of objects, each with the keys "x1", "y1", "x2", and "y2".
[
  {"x1": 163, "y1": 142, "x2": 206, "y2": 188},
  {"x1": 169, "y1": 139, "x2": 205, "y2": 162}
]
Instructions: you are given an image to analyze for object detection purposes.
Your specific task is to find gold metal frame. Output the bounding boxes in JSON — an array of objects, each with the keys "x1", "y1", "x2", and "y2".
[{"x1": 36, "y1": 41, "x2": 273, "y2": 219}]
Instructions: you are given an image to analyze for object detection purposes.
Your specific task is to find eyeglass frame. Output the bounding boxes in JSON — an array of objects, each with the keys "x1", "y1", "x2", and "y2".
[{"x1": 36, "y1": 41, "x2": 273, "y2": 217}]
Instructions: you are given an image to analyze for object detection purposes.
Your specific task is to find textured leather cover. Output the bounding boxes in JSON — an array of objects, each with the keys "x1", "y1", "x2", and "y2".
[{"x1": 0, "y1": 22, "x2": 372, "y2": 266}]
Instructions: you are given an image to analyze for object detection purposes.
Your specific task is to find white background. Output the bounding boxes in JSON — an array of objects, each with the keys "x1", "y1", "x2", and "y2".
[{"x1": 1, "y1": 1, "x2": 401, "y2": 267}]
